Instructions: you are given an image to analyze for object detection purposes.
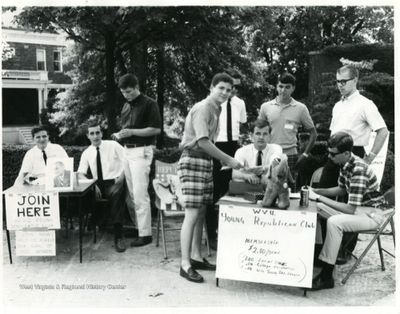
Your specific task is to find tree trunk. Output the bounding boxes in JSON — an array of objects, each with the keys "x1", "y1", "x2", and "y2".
[
  {"x1": 104, "y1": 31, "x2": 117, "y2": 133},
  {"x1": 156, "y1": 43, "x2": 165, "y2": 148}
]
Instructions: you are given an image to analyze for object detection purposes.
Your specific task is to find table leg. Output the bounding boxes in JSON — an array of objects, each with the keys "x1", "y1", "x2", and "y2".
[
  {"x1": 303, "y1": 288, "x2": 307, "y2": 297},
  {"x1": 216, "y1": 278, "x2": 219, "y2": 287},
  {"x1": 6, "y1": 229, "x2": 12, "y2": 264},
  {"x1": 93, "y1": 187, "x2": 96, "y2": 244},
  {"x1": 79, "y1": 197, "x2": 83, "y2": 263}
]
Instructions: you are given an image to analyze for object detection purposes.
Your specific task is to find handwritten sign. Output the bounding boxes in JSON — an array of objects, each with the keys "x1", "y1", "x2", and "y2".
[
  {"x1": 216, "y1": 205, "x2": 316, "y2": 288},
  {"x1": 5, "y1": 192, "x2": 60, "y2": 230},
  {"x1": 364, "y1": 132, "x2": 389, "y2": 187},
  {"x1": 16, "y1": 230, "x2": 56, "y2": 256}
]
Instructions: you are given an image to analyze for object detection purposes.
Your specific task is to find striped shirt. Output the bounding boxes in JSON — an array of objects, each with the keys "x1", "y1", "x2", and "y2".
[{"x1": 338, "y1": 154, "x2": 385, "y2": 207}]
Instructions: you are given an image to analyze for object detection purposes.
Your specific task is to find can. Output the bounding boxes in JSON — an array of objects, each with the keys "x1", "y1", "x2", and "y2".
[{"x1": 300, "y1": 186, "x2": 309, "y2": 207}]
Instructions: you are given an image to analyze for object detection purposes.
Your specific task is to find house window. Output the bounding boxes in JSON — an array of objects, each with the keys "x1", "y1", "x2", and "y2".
[
  {"x1": 36, "y1": 49, "x2": 46, "y2": 71},
  {"x1": 53, "y1": 50, "x2": 63, "y2": 72}
]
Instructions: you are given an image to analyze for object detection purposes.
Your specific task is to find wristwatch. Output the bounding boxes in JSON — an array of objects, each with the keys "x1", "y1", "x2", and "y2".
[{"x1": 302, "y1": 152, "x2": 309, "y2": 158}]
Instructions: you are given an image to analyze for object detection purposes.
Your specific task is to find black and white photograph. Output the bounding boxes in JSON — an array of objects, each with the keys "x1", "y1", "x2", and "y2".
[{"x1": 1, "y1": 2, "x2": 397, "y2": 313}]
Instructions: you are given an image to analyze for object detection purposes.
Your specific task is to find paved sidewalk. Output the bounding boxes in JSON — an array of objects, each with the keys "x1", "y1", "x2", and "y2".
[{"x1": 2, "y1": 218, "x2": 396, "y2": 311}]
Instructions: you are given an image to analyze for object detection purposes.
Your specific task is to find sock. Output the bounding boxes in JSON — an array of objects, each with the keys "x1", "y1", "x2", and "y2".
[{"x1": 320, "y1": 261, "x2": 334, "y2": 280}]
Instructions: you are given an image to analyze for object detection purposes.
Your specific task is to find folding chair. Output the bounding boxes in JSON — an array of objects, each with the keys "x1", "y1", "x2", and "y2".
[
  {"x1": 341, "y1": 187, "x2": 395, "y2": 284},
  {"x1": 153, "y1": 160, "x2": 210, "y2": 259}
]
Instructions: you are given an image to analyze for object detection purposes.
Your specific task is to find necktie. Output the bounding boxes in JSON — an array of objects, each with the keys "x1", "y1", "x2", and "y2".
[
  {"x1": 226, "y1": 98, "x2": 232, "y2": 142},
  {"x1": 256, "y1": 151, "x2": 262, "y2": 166},
  {"x1": 96, "y1": 147, "x2": 104, "y2": 193},
  {"x1": 42, "y1": 150, "x2": 47, "y2": 165}
]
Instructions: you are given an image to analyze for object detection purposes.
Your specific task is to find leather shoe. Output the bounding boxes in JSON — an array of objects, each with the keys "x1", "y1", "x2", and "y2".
[
  {"x1": 180, "y1": 267, "x2": 204, "y2": 283},
  {"x1": 130, "y1": 236, "x2": 152, "y2": 247},
  {"x1": 190, "y1": 258, "x2": 216, "y2": 271},
  {"x1": 309, "y1": 274, "x2": 334, "y2": 291},
  {"x1": 114, "y1": 237, "x2": 126, "y2": 253}
]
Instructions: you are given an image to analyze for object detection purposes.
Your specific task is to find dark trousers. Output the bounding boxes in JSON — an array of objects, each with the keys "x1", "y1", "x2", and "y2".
[
  {"x1": 206, "y1": 141, "x2": 239, "y2": 240},
  {"x1": 318, "y1": 146, "x2": 365, "y2": 254},
  {"x1": 100, "y1": 178, "x2": 126, "y2": 227}
]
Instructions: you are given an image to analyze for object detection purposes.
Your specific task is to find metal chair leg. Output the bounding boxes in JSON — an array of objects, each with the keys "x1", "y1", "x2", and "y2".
[
  {"x1": 377, "y1": 236, "x2": 385, "y2": 271},
  {"x1": 390, "y1": 218, "x2": 395, "y2": 247},
  {"x1": 160, "y1": 211, "x2": 168, "y2": 259},
  {"x1": 156, "y1": 210, "x2": 161, "y2": 247}
]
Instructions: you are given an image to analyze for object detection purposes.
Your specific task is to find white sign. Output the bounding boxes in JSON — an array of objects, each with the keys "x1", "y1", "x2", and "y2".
[
  {"x1": 5, "y1": 192, "x2": 60, "y2": 230},
  {"x1": 364, "y1": 132, "x2": 389, "y2": 186},
  {"x1": 216, "y1": 205, "x2": 316, "y2": 288},
  {"x1": 16, "y1": 230, "x2": 56, "y2": 256}
]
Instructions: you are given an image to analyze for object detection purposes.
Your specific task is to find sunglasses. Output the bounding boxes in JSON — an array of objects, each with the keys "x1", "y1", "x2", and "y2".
[
  {"x1": 88, "y1": 131, "x2": 101, "y2": 136},
  {"x1": 327, "y1": 149, "x2": 342, "y2": 157},
  {"x1": 336, "y1": 78, "x2": 354, "y2": 85}
]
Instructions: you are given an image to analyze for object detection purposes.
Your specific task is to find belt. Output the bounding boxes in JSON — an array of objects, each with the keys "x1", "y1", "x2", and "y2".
[{"x1": 125, "y1": 143, "x2": 147, "y2": 148}]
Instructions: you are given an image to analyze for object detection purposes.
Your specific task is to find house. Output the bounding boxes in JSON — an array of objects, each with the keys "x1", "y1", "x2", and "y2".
[{"x1": 2, "y1": 27, "x2": 72, "y2": 144}]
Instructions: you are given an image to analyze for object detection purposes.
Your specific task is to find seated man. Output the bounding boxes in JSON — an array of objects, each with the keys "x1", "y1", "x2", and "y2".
[
  {"x1": 14, "y1": 126, "x2": 68, "y2": 186},
  {"x1": 308, "y1": 131, "x2": 388, "y2": 291},
  {"x1": 77, "y1": 122, "x2": 127, "y2": 253},
  {"x1": 232, "y1": 118, "x2": 282, "y2": 184}
]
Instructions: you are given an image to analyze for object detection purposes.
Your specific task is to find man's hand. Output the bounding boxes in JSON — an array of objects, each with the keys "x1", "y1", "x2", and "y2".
[
  {"x1": 245, "y1": 173, "x2": 261, "y2": 185},
  {"x1": 363, "y1": 153, "x2": 376, "y2": 165},
  {"x1": 226, "y1": 158, "x2": 243, "y2": 170},
  {"x1": 118, "y1": 129, "x2": 135, "y2": 139},
  {"x1": 23, "y1": 173, "x2": 38, "y2": 185},
  {"x1": 308, "y1": 187, "x2": 320, "y2": 201},
  {"x1": 295, "y1": 154, "x2": 307, "y2": 166},
  {"x1": 111, "y1": 133, "x2": 121, "y2": 141}
]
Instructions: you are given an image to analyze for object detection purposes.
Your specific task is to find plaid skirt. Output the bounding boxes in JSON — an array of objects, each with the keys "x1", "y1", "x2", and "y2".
[{"x1": 177, "y1": 150, "x2": 213, "y2": 209}]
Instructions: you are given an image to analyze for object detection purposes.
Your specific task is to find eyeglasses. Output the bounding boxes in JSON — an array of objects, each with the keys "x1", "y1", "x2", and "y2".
[
  {"x1": 88, "y1": 131, "x2": 101, "y2": 136},
  {"x1": 336, "y1": 78, "x2": 354, "y2": 85},
  {"x1": 327, "y1": 149, "x2": 342, "y2": 157}
]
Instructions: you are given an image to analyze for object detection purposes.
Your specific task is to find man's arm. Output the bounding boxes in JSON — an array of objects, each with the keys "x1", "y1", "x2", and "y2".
[
  {"x1": 364, "y1": 127, "x2": 389, "y2": 164},
  {"x1": 197, "y1": 138, "x2": 242, "y2": 169},
  {"x1": 116, "y1": 127, "x2": 161, "y2": 139},
  {"x1": 310, "y1": 187, "x2": 356, "y2": 214},
  {"x1": 296, "y1": 127, "x2": 317, "y2": 164}
]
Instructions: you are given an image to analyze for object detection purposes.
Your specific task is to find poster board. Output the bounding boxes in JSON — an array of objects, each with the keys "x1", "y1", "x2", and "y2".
[
  {"x1": 15, "y1": 230, "x2": 56, "y2": 256},
  {"x1": 364, "y1": 131, "x2": 389, "y2": 186},
  {"x1": 216, "y1": 205, "x2": 316, "y2": 288},
  {"x1": 5, "y1": 192, "x2": 60, "y2": 230},
  {"x1": 45, "y1": 157, "x2": 74, "y2": 191}
]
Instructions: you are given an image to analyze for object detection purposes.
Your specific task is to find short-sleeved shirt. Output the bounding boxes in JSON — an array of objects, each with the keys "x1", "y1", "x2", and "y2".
[
  {"x1": 330, "y1": 90, "x2": 387, "y2": 146},
  {"x1": 180, "y1": 96, "x2": 221, "y2": 153},
  {"x1": 258, "y1": 98, "x2": 315, "y2": 155},
  {"x1": 120, "y1": 93, "x2": 161, "y2": 146},
  {"x1": 338, "y1": 154, "x2": 385, "y2": 207},
  {"x1": 78, "y1": 140, "x2": 125, "y2": 180},
  {"x1": 216, "y1": 95, "x2": 247, "y2": 142},
  {"x1": 19, "y1": 143, "x2": 68, "y2": 176}
]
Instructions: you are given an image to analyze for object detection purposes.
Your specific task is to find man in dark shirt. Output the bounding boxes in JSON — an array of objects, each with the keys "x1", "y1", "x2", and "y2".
[{"x1": 112, "y1": 73, "x2": 161, "y2": 247}]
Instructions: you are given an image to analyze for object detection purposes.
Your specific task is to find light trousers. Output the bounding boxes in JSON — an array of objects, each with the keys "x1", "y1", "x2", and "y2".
[
  {"x1": 124, "y1": 146, "x2": 154, "y2": 237},
  {"x1": 317, "y1": 203, "x2": 379, "y2": 265}
]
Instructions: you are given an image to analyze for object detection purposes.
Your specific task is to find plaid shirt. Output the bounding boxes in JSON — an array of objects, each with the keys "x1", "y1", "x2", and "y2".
[{"x1": 338, "y1": 154, "x2": 385, "y2": 207}]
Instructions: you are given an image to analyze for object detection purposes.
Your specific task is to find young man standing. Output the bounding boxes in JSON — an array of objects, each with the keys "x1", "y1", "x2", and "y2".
[
  {"x1": 258, "y1": 73, "x2": 317, "y2": 191},
  {"x1": 78, "y1": 123, "x2": 127, "y2": 253},
  {"x1": 178, "y1": 73, "x2": 242, "y2": 283},
  {"x1": 308, "y1": 131, "x2": 388, "y2": 290},
  {"x1": 207, "y1": 70, "x2": 247, "y2": 248},
  {"x1": 112, "y1": 73, "x2": 161, "y2": 247},
  {"x1": 15, "y1": 126, "x2": 68, "y2": 186},
  {"x1": 232, "y1": 119, "x2": 282, "y2": 184}
]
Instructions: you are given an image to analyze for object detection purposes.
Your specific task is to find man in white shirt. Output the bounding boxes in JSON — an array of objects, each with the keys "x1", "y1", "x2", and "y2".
[
  {"x1": 233, "y1": 119, "x2": 282, "y2": 184},
  {"x1": 318, "y1": 64, "x2": 388, "y2": 264},
  {"x1": 15, "y1": 126, "x2": 68, "y2": 186},
  {"x1": 78, "y1": 123, "x2": 127, "y2": 253},
  {"x1": 207, "y1": 71, "x2": 247, "y2": 247}
]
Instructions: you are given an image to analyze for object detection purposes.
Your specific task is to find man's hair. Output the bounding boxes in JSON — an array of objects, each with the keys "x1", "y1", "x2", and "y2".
[
  {"x1": 278, "y1": 72, "x2": 296, "y2": 86},
  {"x1": 31, "y1": 125, "x2": 49, "y2": 138},
  {"x1": 86, "y1": 120, "x2": 102, "y2": 133},
  {"x1": 252, "y1": 119, "x2": 270, "y2": 132},
  {"x1": 328, "y1": 131, "x2": 354, "y2": 153},
  {"x1": 211, "y1": 72, "x2": 233, "y2": 87},
  {"x1": 337, "y1": 65, "x2": 359, "y2": 79},
  {"x1": 118, "y1": 73, "x2": 139, "y2": 89}
]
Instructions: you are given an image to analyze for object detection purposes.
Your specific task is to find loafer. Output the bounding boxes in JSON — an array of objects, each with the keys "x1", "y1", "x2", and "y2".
[
  {"x1": 180, "y1": 267, "x2": 204, "y2": 283},
  {"x1": 114, "y1": 237, "x2": 126, "y2": 253},
  {"x1": 130, "y1": 236, "x2": 152, "y2": 247},
  {"x1": 309, "y1": 274, "x2": 334, "y2": 291},
  {"x1": 190, "y1": 258, "x2": 216, "y2": 271}
]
